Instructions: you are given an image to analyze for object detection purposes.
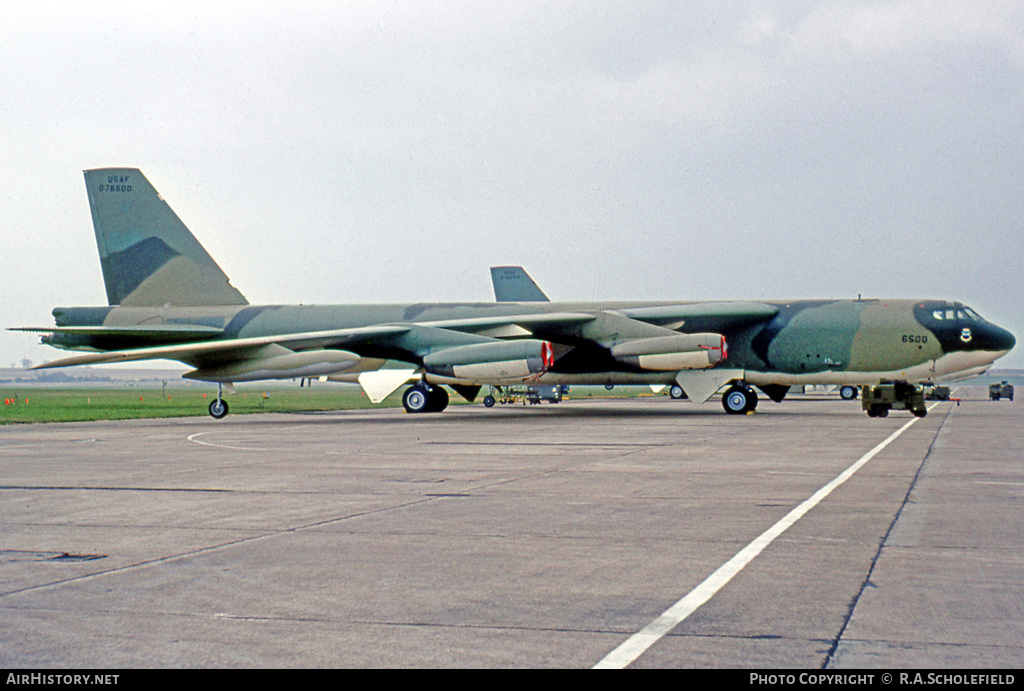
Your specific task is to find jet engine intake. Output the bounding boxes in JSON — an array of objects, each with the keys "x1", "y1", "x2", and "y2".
[
  {"x1": 424, "y1": 339, "x2": 557, "y2": 381},
  {"x1": 611, "y1": 333, "x2": 726, "y2": 371},
  {"x1": 185, "y1": 349, "x2": 362, "y2": 383}
]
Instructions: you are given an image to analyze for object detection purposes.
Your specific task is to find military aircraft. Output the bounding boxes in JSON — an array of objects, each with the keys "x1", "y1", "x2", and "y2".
[{"x1": 12, "y1": 168, "x2": 1016, "y2": 419}]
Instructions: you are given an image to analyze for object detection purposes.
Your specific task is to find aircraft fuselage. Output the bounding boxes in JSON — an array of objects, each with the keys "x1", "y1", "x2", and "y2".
[{"x1": 45, "y1": 297, "x2": 1015, "y2": 388}]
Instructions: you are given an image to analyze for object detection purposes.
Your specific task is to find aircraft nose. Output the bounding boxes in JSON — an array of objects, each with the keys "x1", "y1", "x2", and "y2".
[
  {"x1": 983, "y1": 322, "x2": 1015, "y2": 353},
  {"x1": 994, "y1": 324, "x2": 1015, "y2": 352}
]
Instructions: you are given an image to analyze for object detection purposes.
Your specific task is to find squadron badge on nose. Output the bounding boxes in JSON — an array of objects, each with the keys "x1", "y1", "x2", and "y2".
[{"x1": 961, "y1": 328, "x2": 973, "y2": 343}]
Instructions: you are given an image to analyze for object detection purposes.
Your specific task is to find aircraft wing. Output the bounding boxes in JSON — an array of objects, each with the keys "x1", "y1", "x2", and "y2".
[
  {"x1": 24, "y1": 304, "x2": 771, "y2": 371},
  {"x1": 420, "y1": 311, "x2": 594, "y2": 338},
  {"x1": 22, "y1": 304, "x2": 772, "y2": 404},
  {"x1": 27, "y1": 324, "x2": 414, "y2": 369},
  {"x1": 23, "y1": 312, "x2": 598, "y2": 369},
  {"x1": 615, "y1": 302, "x2": 779, "y2": 331}
]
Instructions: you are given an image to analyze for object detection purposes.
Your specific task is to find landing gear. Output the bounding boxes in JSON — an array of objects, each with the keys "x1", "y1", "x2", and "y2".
[
  {"x1": 722, "y1": 383, "x2": 758, "y2": 414},
  {"x1": 209, "y1": 398, "x2": 229, "y2": 419},
  {"x1": 839, "y1": 385, "x2": 859, "y2": 401},
  {"x1": 208, "y1": 383, "x2": 229, "y2": 419},
  {"x1": 402, "y1": 383, "x2": 449, "y2": 413},
  {"x1": 669, "y1": 384, "x2": 686, "y2": 400}
]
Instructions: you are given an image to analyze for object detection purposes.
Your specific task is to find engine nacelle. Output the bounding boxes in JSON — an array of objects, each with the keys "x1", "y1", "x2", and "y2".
[
  {"x1": 185, "y1": 349, "x2": 362, "y2": 383},
  {"x1": 424, "y1": 339, "x2": 556, "y2": 381},
  {"x1": 610, "y1": 333, "x2": 726, "y2": 371}
]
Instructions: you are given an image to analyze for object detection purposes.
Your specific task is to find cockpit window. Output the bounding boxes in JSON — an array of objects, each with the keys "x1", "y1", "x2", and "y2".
[{"x1": 922, "y1": 304, "x2": 985, "y2": 324}]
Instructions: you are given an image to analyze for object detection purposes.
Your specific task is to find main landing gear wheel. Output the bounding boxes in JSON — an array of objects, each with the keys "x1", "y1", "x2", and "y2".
[
  {"x1": 208, "y1": 398, "x2": 229, "y2": 419},
  {"x1": 669, "y1": 384, "x2": 686, "y2": 400},
  {"x1": 427, "y1": 385, "x2": 449, "y2": 412},
  {"x1": 402, "y1": 384, "x2": 449, "y2": 413},
  {"x1": 839, "y1": 385, "x2": 859, "y2": 401},
  {"x1": 722, "y1": 384, "x2": 758, "y2": 414}
]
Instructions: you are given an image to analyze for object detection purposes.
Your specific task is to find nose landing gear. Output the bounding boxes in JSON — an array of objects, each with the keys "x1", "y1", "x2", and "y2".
[{"x1": 208, "y1": 383, "x2": 229, "y2": 419}]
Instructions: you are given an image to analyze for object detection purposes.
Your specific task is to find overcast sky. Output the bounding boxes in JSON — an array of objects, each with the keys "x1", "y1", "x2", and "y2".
[{"x1": 2, "y1": 1, "x2": 1021, "y2": 369}]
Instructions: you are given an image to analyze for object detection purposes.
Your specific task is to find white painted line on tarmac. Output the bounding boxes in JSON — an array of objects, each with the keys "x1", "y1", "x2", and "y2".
[
  {"x1": 186, "y1": 432, "x2": 266, "y2": 451},
  {"x1": 593, "y1": 411, "x2": 931, "y2": 669}
]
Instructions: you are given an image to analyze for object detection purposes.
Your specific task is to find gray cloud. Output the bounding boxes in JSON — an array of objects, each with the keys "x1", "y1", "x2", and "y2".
[{"x1": 2, "y1": 1, "x2": 1021, "y2": 367}]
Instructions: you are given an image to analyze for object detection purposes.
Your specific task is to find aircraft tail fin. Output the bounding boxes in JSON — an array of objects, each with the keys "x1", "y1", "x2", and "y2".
[
  {"x1": 490, "y1": 266, "x2": 549, "y2": 302},
  {"x1": 83, "y1": 168, "x2": 248, "y2": 307}
]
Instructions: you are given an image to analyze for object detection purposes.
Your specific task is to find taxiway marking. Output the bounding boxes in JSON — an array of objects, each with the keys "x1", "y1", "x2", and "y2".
[
  {"x1": 186, "y1": 432, "x2": 269, "y2": 451},
  {"x1": 593, "y1": 410, "x2": 933, "y2": 669}
]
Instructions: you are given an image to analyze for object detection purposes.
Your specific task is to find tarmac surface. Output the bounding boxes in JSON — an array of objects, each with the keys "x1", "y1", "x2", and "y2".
[{"x1": 1, "y1": 388, "x2": 1021, "y2": 668}]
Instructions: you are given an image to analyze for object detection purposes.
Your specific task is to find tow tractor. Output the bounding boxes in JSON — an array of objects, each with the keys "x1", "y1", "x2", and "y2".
[
  {"x1": 482, "y1": 385, "x2": 565, "y2": 407},
  {"x1": 989, "y1": 381, "x2": 1014, "y2": 401},
  {"x1": 861, "y1": 381, "x2": 928, "y2": 418}
]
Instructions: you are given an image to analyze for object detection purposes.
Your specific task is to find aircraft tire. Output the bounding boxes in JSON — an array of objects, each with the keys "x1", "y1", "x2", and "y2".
[
  {"x1": 669, "y1": 384, "x2": 686, "y2": 400},
  {"x1": 209, "y1": 398, "x2": 229, "y2": 419},
  {"x1": 483, "y1": 395, "x2": 495, "y2": 407},
  {"x1": 427, "y1": 386, "x2": 449, "y2": 412},
  {"x1": 722, "y1": 386, "x2": 749, "y2": 414},
  {"x1": 402, "y1": 385, "x2": 431, "y2": 413},
  {"x1": 743, "y1": 387, "x2": 758, "y2": 412},
  {"x1": 723, "y1": 384, "x2": 758, "y2": 414},
  {"x1": 839, "y1": 385, "x2": 858, "y2": 400}
]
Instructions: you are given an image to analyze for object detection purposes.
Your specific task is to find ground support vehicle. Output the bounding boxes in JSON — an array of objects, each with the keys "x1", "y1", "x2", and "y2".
[
  {"x1": 924, "y1": 384, "x2": 951, "y2": 401},
  {"x1": 861, "y1": 381, "x2": 927, "y2": 418},
  {"x1": 482, "y1": 384, "x2": 563, "y2": 407},
  {"x1": 989, "y1": 382, "x2": 1014, "y2": 401}
]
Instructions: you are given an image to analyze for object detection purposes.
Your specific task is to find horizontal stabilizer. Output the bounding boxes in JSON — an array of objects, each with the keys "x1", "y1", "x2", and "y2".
[{"x1": 12, "y1": 324, "x2": 224, "y2": 342}]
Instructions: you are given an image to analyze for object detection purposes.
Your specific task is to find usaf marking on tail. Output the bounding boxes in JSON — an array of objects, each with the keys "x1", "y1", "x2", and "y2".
[{"x1": 11, "y1": 168, "x2": 1015, "y2": 419}]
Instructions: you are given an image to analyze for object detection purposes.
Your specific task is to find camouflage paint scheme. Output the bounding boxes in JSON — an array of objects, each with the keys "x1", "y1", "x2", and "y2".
[{"x1": 14, "y1": 169, "x2": 1016, "y2": 416}]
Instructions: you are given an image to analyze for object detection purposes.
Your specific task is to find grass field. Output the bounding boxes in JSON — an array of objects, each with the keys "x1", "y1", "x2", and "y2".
[
  {"x1": 0, "y1": 384, "x2": 668, "y2": 424},
  {"x1": 0, "y1": 387, "x2": 407, "y2": 424}
]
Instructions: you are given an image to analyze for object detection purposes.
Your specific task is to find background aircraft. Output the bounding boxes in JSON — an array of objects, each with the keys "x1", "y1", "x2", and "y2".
[
  {"x1": 491, "y1": 266, "x2": 549, "y2": 302},
  {"x1": 13, "y1": 168, "x2": 1016, "y2": 419}
]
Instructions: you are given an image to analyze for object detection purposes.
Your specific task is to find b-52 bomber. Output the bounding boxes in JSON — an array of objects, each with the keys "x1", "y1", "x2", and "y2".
[{"x1": 13, "y1": 168, "x2": 1016, "y2": 419}]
